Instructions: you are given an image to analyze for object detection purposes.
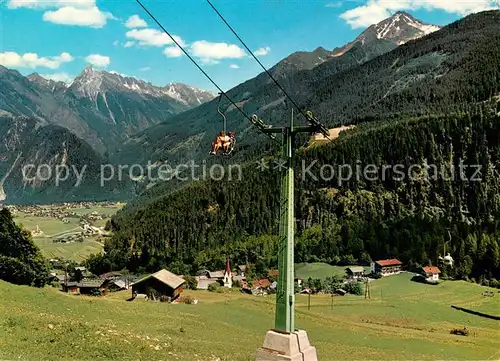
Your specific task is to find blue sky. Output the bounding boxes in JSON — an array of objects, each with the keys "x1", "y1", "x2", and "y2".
[{"x1": 1, "y1": 0, "x2": 498, "y2": 91}]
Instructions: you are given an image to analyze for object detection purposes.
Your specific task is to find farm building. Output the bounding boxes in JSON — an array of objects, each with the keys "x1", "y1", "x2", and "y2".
[
  {"x1": 422, "y1": 266, "x2": 441, "y2": 281},
  {"x1": 131, "y1": 269, "x2": 185, "y2": 301},
  {"x1": 61, "y1": 279, "x2": 105, "y2": 295},
  {"x1": 99, "y1": 271, "x2": 123, "y2": 280},
  {"x1": 61, "y1": 281, "x2": 79, "y2": 294},
  {"x1": 237, "y1": 265, "x2": 247, "y2": 277},
  {"x1": 266, "y1": 270, "x2": 303, "y2": 286},
  {"x1": 346, "y1": 266, "x2": 365, "y2": 279},
  {"x1": 101, "y1": 279, "x2": 128, "y2": 292},
  {"x1": 252, "y1": 278, "x2": 272, "y2": 290},
  {"x1": 335, "y1": 289, "x2": 347, "y2": 296},
  {"x1": 371, "y1": 259, "x2": 402, "y2": 276},
  {"x1": 195, "y1": 276, "x2": 218, "y2": 290}
]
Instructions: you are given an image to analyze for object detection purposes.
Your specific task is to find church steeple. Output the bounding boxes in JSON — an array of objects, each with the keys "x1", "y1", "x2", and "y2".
[{"x1": 223, "y1": 257, "x2": 232, "y2": 288}]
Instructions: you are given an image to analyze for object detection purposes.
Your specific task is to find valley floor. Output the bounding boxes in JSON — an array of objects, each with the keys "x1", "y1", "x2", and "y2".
[
  {"x1": 0, "y1": 274, "x2": 498, "y2": 361},
  {"x1": 12, "y1": 203, "x2": 124, "y2": 261}
]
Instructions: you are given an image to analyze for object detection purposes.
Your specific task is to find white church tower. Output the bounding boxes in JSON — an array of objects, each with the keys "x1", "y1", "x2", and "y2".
[{"x1": 223, "y1": 257, "x2": 232, "y2": 288}]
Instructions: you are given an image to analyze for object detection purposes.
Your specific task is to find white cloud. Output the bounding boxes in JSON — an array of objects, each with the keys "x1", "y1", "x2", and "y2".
[
  {"x1": 140, "y1": 67, "x2": 151, "y2": 71},
  {"x1": 109, "y1": 70, "x2": 133, "y2": 78},
  {"x1": 230, "y1": 64, "x2": 239, "y2": 69},
  {"x1": 126, "y1": 28, "x2": 186, "y2": 47},
  {"x1": 8, "y1": 0, "x2": 114, "y2": 28},
  {"x1": 254, "y1": 46, "x2": 271, "y2": 57},
  {"x1": 85, "y1": 54, "x2": 110, "y2": 67},
  {"x1": 164, "y1": 46, "x2": 183, "y2": 58},
  {"x1": 7, "y1": 0, "x2": 95, "y2": 9},
  {"x1": 325, "y1": 2, "x2": 342, "y2": 8},
  {"x1": 43, "y1": 6, "x2": 114, "y2": 28},
  {"x1": 340, "y1": 0, "x2": 499, "y2": 29},
  {"x1": 125, "y1": 14, "x2": 147, "y2": 28},
  {"x1": 40, "y1": 72, "x2": 73, "y2": 83},
  {"x1": 0, "y1": 51, "x2": 74, "y2": 69},
  {"x1": 113, "y1": 40, "x2": 119, "y2": 46},
  {"x1": 124, "y1": 41, "x2": 135, "y2": 48},
  {"x1": 190, "y1": 40, "x2": 246, "y2": 62},
  {"x1": 199, "y1": 59, "x2": 221, "y2": 65}
]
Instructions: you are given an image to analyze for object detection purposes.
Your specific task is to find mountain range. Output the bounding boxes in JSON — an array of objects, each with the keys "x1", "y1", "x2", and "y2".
[{"x1": 0, "y1": 65, "x2": 215, "y2": 153}]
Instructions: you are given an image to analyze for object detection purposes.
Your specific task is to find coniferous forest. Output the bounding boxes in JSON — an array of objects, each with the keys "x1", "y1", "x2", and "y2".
[{"x1": 0, "y1": 209, "x2": 48, "y2": 287}]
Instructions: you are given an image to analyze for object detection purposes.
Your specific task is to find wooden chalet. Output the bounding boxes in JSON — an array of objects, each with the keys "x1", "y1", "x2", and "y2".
[
  {"x1": 345, "y1": 266, "x2": 365, "y2": 279},
  {"x1": 61, "y1": 279, "x2": 105, "y2": 295},
  {"x1": 131, "y1": 269, "x2": 185, "y2": 301}
]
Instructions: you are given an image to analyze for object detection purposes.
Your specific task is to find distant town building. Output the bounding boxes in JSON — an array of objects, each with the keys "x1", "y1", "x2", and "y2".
[
  {"x1": 422, "y1": 266, "x2": 441, "y2": 281},
  {"x1": 345, "y1": 266, "x2": 365, "y2": 279},
  {"x1": 131, "y1": 269, "x2": 185, "y2": 301},
  {"x1": 371, "y1": 259, "x2": 402, "y2": 276},
  {"x1": 31, "y1": 225, "x2": 44, "y2": 237}
]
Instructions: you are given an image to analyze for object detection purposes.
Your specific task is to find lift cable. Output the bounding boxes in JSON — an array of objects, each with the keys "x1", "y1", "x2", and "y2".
[
  {"x1": 205, "y1": 0, "x2": 331, "y2": 140},
  {"x1": 134, "y1": 0, "x2": 276, "y2": 141}
]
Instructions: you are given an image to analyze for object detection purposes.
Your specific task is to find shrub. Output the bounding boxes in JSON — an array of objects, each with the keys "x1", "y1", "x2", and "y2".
[
  {"x1": 183, "y1": 276, "x2": 197, "y2": 290},
  {"x1": 89, "y1": 289, "x2": 102, "y2": 296},
  {"x1": 344, "y1": 282, "x2": 363, "y2": 295},
  {"x1": 489, "y1": 278, "x2": 499, "y2": 288},
  {"x1": 208, "y1": 282, "x2": 220, "y2": 292},
  {"x1": 183, "y1": 296, "x2": 196, "y2": 304}
]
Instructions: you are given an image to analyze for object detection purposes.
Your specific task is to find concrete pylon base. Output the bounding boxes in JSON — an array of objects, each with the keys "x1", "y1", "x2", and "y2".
[{"x1": 255, "y1": 329, "x2": 318, "y2": 361}]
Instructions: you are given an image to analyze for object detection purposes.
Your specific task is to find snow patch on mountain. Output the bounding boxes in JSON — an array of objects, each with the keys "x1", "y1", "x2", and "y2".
[
  {"x1": 375, "y1": 12, "x2": 441, "y2": 44},
  {"x1": 68, "y1": 66, "x2": 215, "y2": 106}
]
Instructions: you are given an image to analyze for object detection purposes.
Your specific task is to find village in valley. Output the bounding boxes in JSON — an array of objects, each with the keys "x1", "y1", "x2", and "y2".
[
  {"x1": 8, "y1": 202, "x2": 123, "y2": 261},
  {"x1": 50, "y1": 254, "x2": 450, "y2": 302},
  {"x1": 9, "y1": 203, "x2": 462, "y2": 303}
]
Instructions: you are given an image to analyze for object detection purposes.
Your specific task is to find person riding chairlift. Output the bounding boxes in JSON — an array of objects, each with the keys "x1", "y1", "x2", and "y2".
[{"x1": 210, "y1": 131, "x2": 235, "y2": 155}]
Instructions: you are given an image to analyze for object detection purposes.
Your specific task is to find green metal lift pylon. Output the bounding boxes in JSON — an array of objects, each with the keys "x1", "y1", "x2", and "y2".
[
  {"x1": 255, "y1": 110, "x2": 325, "y2": 361},
  {"x1": 255, "y1": 109, "x2": 328, "y2": 333},
  {"x1": 275, "y1": 114, "x2": 296, "y2": 332}
]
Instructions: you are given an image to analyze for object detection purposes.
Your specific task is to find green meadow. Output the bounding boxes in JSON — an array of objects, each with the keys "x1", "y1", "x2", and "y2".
[
  {"x1": 0, "y1": 273, "x2": 498, "y2": 361},
  {"x1": 295, "y1": 262, "x2": 371, "y2": 280}
]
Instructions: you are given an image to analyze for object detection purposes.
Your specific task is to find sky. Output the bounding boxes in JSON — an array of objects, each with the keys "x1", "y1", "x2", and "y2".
[{"x1": 1, "y1": 0, "x2": 499, "y2": 91}]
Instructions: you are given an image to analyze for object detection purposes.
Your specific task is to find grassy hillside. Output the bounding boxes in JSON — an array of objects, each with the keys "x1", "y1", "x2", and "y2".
[
  {"x1": 0, "y1": 274, "x2": 498, "y2": 361},
  {"x1": 295, "y1": 262, "x2": 371, "y2": 280}
]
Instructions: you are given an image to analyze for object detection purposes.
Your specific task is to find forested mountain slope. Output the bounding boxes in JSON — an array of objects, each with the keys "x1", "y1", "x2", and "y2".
[
  {"x1": 101, "y1": 107, "x2": 500, "y2": 282},
  {"x1": 0, "y1": 114, "x2": 132, "y2": 204}
]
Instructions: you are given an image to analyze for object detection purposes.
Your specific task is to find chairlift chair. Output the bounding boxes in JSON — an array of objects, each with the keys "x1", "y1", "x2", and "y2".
[{"x1": 210, "y1": 92, "x2": 236, "y2": 156}]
